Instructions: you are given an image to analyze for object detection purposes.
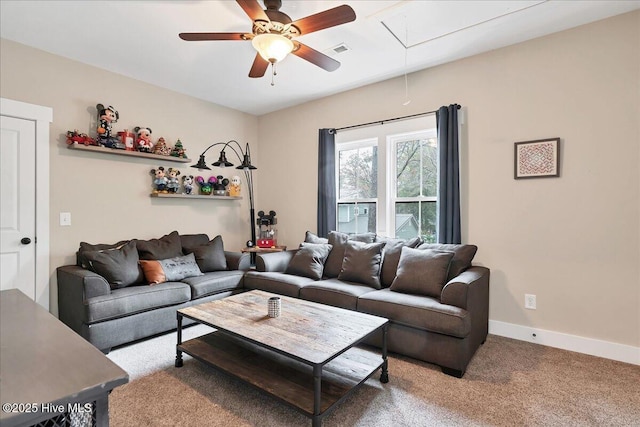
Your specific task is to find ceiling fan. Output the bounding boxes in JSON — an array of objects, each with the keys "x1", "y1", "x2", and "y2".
[{"x1": 179, "y1": 0, "x2": 356, "y2": 81}]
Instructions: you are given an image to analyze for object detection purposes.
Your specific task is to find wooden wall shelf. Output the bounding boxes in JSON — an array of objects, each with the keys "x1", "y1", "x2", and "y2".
[
  {"x1": 68, "y1": 143, "x2": 191, "y2": 163},
  {"x1": 150, "y1": 193, "x2": 242, "y2": 200}
]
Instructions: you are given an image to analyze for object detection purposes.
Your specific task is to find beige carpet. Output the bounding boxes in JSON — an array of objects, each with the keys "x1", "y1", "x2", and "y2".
[{"x1": 108, "y1": 325, "x2": 640, "y2": 426}]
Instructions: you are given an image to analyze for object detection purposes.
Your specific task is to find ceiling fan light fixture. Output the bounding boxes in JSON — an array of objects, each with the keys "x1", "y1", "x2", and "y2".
[{"x1": 252, "y1": 33, "x2": 294, "y2": 63}]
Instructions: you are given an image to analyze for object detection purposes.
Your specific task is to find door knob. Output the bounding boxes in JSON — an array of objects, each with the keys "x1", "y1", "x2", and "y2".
[{"x1": 20, "y1": 237, "x2": 31, "y2": 245}]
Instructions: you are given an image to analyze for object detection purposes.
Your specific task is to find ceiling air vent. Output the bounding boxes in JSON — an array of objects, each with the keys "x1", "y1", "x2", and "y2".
[{"x1": 326, "y1": 43, "x2": 351, "y2": 56}]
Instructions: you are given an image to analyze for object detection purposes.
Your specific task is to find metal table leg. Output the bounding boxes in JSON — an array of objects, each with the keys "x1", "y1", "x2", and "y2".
[{"x1": 175, "y1": 312, "x2": 184, "y2": 368}]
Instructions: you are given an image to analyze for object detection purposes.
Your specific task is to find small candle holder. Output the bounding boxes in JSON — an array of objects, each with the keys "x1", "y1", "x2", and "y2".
[{"x1": 268, "y1": 297, "x2": 281, "y2": 318}]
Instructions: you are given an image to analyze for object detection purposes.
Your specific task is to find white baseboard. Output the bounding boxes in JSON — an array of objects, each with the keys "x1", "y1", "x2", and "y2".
[{"x1": 489, "y1": 320, "x2": 640, "y2": 366}]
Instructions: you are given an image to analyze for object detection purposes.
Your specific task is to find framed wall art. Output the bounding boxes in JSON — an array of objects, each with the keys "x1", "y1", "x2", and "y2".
[{"x1": 514, "y1": 137, "x2": 560, "y2": 179}]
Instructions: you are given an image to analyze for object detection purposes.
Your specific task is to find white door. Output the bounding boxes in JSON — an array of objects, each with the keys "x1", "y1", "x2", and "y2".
[{"x1": 0, "y1": 115, "x2": 37, "y2": 299}]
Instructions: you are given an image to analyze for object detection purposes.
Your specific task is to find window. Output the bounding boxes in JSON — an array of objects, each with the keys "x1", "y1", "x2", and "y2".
[
  {"x1": 336, "y1": 139, "x2": 377, "y2": 235},
  {"x1": 336, "y1": 115, "x2": 437, "y2": 240}
]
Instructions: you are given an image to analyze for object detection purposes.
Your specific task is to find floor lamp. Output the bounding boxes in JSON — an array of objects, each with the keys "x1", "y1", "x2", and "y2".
[{"x1": 191, "y1": 140, "x2": 256, "y2": 247}]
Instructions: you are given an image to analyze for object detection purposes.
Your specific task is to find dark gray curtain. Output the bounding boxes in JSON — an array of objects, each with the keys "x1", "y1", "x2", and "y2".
[
  {"x1": 317, "y1": 128, "x2": 336, "y2": 238},
  {"x1": 436, "y1": 105, "x2": 461, "y2": 244}
]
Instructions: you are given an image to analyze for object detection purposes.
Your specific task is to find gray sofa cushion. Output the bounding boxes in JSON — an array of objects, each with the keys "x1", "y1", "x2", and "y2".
[
  {"x1": 376, "y1": 236, "x2": 422, "y2": 287},
  {"x1": 357, "y1": 288, "x2": 471, "y2": 338},
  {"x1": 299, "y1": 278, "x2": 377, "y2": 310},
  {"x1": 136, "y1": 230, "x2": 183, "y2": 260},
  {"x1": 83, "y1": 240, "x2": 144, "y2": 289},
  {"x1": 85, "y1": 281, "x2": 191, "y2": 323},
  {"x1": 243, "y1": 271, "x2": 316, "y2": 297},
  {"x1": 188, "y1": 235, "x2": 228, "y2": 272},
  {"x1": 285, "y1": 243, "x2": 332, "y2": 280},
  {"x1": 181, "y1": 270, "x2": 245, "y2": 299},
  {"x1": 337, "y1": 241, "x2": 385, "y2": 289},
  {"x1": 390, "y1": 248, "x2": 454, "y2": 298},
  {"x1": 324, "y1": 231, "x2": 376, "y2": 278},
  {"x1": 418, "y1": 243, "x2": 478, "y2": 280}
]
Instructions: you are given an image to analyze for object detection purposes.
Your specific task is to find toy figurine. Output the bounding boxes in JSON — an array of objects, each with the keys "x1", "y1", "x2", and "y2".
[
  {"x1": 228, "y1": 175, "x2": 241, "y2": 197},
  {"x1": 153, "y1": 137, "x2": 171, "y2": 156},
  {"x1": 166, "y1": 168, "x2": 181, "y2": 194},
  {"x1": 134, "y1": 127, "x2": 153, "y2": 153},
  {"x1": 213, "y1": 175, "x2": 229, "y2": 196},
  {"x1": 182, "y1": 175, "x2": 194, "y2": 195},
  {"x1": 66, "y1": 129, "x2": 96, "y2": 146},
  {"x1": 195, "y1": 176, "x2": 217, "y2": 195},
  {"x1": 150, "y1": 167, "x2": 168, "y2": 193},
  {"x1": 171, "y1": 139, "x2": 187, "y2": 158},
  {"x1": 96, "y1": 104, "x2": 122, "y2": 148}
]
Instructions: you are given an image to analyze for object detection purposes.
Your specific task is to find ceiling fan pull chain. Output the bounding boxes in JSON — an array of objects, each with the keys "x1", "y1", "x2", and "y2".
[{"x1": 271, "y1": 62, "x2": 276, "y2": 86}]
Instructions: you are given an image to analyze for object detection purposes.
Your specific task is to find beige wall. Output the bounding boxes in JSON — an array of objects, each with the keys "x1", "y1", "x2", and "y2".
[
  {"x1": 257, "y1": 12, "x2": 640, "y2": 348},
  {"x1": 0, "y1": 39, "x2": 259, "y2": 315},
  {"x1": 1, "y1": 11, "x2": 638, "y2": 350}
]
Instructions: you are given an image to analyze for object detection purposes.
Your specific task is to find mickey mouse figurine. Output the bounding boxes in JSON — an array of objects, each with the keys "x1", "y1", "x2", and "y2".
[
  {"x1": 166, "y1": 168, "x2": 181, "y2": 193},
  {"x1": 96, "y1": 104, "x2": 121, "y2": 148},
  {"x1": 182, "y1": 175, "x2": 195, "y2": 195},
  {"x1": 134, "y1": 126, "x2": 153, "y2": 153},
  {"x1": 195, "y1": 176, "x2": 217, "y2": 195},
  {"x1": 150, "y1": 166, "x2": 168, "y2": 193}
]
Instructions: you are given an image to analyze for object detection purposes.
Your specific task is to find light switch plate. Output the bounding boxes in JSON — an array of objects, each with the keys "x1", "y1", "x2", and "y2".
[{"x1": 60, "y1": 212, "x2": 71, "y2": 226}]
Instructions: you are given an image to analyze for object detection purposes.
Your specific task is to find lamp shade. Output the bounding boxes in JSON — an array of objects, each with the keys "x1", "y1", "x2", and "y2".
[
  {"x1": 212, "y1": 150, "x2": 234, "y2": 167},
  {"x1": 191, "y1": 154, "x2": 211, "y2": 170},
  {"x1": 252, "y1": 33, "x2": 294, "y2": 63},
  {"x1": 236, "y1": 154, "x2": 257, "y2": 170}
]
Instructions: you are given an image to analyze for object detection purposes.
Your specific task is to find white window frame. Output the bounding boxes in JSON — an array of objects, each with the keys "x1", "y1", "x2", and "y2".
[
  {"x1": 388, "y1": 129, "x2": 438, "y2": 240},
  {"x1": 335, "y1": 138, "x2": 379, "y2": 234},
  {"x1": 335, "y1": 114, "x2": 436, "y2": 239}
]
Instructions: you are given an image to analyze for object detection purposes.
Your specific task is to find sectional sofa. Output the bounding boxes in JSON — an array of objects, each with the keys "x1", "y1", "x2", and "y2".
[{"x1": 57, "y1": 230, "x2": 489, "y2": 377}]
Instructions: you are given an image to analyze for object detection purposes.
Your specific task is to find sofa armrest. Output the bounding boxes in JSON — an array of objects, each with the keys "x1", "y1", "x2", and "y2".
[
  {"x1": 255, "y1": 250, "x2": 296, "y2": 272},
  {"x1": 440, "y1": 266, "x2": 490, "y2": 310},
  {"x1": 57, "y1": 265, "x2": 111, "y2": 335},
  {"x1": 225, "y1": 251, "x2": 251, "y2": 271}
]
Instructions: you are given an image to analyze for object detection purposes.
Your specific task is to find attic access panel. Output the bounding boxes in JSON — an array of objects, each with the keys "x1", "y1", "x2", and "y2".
[{"x1": 380, "y1": 1, "x2": 545, "y2": 48}]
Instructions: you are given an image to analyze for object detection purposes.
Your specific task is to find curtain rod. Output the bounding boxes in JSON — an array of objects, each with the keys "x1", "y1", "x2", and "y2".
[{"x1": 333, "y1": 104, "x2": 461, "y2": 133}]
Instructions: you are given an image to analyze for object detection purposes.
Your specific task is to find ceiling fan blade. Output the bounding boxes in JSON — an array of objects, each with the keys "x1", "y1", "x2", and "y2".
[
  {"x1": 290, "y1": 5, "x2": 356, "y2": 36},
  {"x1": 249, "y1": 53, "x2": 270, "y2": 78},
  {"x1": 292, "y1": 42, "x2": 340, "y2": 72},
  {"x1": 179, "y1": 33, "x2": 249, "y2": 41},
  {"x1": 237, "y1": 0, "x2": 269, "y2": 22}
]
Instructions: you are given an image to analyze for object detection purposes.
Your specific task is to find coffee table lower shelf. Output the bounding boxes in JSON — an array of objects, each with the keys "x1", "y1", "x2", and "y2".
[{"x1": 178, "y1": 331, "x2": 384, "y2": 423}]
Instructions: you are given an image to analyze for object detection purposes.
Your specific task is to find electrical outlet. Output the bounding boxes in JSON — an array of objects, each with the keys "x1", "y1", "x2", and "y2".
[{"x1": 525, "y1": 294, "x2": 536, "y2": 310}]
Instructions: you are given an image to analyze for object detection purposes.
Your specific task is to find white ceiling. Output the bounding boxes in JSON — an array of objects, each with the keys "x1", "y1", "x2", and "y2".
[{"x1": 1, "y1": 1, "x2": 638, "y2": 116}]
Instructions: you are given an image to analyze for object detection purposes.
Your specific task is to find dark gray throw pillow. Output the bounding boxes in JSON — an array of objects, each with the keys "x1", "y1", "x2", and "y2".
[
  {"x1": 417, "y1": 243, "x2": 478, "y2": 280},
  {"x1": 377, "y1": 236, "x2": 422, "y2": 287},
  {"x1": 78, "y1": 240, "x2": 129, "y2": 268},
  {"x1": 390, "y1": 247, "x2": 454, "y2": 298},
  {"x1": 304, "y1": 231, "x2": 328, "y2": 244},
  {"x1": 337, "y1": 240, "x2": 385, "y2": 289},
  {"x1": 189, "y1": 235, "x2": 227, "y2": 272},
  {"x1": 324, "y1": 231, "x2": 377, "y2": 278},
  {"x1": 136, "y1": 230, "x2": 183, "y2": 260},
  {"x1": 285, "y1": 243, "x2": 333, "y2": 280},
  {"x1": 83, "y1": 240, "x2": 144, "y2": 289},
  {"x1": 180, "y1": 233, "x2": 210, "y2": 254}
]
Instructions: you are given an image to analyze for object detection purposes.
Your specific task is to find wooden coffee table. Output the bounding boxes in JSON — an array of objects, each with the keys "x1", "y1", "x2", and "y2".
[{"x1": 175, "y1": 290, "x2": 389, "y2": 426}]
